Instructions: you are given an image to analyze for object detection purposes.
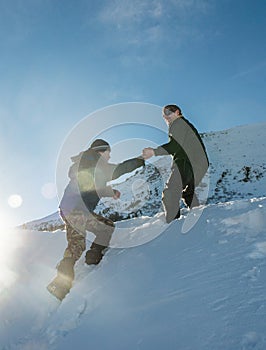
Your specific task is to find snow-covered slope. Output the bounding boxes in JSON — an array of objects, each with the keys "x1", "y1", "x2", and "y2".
[
  {"x1": 22, "y1": 122, "x2": 266, "y2": 231},
  {"x1": 205, "y1": 123, "x2": 266, "y2": 202},
  {"x1": 1, "y1": 122, "x2": 266, "y2": 349},
  {"x1": 1, "y1": 197, "x2": 266, "y2": 349}
]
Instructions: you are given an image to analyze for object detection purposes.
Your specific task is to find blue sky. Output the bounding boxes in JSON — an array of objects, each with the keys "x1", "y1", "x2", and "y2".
[{"x1": 0, "y1": 0, "x2": 266, "y2": 227}]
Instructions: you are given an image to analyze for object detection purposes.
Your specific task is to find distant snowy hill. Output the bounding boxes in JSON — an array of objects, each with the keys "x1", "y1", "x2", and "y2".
[
  {"x1": 22, "y1": 122, "x2": 266, "y2": 231},
  {"x1": 1, "y1": 122, "x2": 266, "y2": 350}
]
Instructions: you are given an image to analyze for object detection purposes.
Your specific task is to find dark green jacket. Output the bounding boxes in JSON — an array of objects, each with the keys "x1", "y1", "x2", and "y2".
[{"x1": 154, "y1": 116, "x2": 209, "y2": 185}]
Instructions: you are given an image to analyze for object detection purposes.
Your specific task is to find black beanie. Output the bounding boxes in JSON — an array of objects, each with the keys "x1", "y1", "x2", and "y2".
[{"x1": 90, "y1": 139, "x2": 111, "y2": 152}]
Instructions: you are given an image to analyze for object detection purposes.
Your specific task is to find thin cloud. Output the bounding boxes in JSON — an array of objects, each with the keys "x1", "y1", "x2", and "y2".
[
  {"x1": 99, "y1": 0, "x2": 161, "y2": 25},
  {"x1": 97, "y1": 0, "x2": 211, "y2": 48},
  {"x1": 232, "y1": 61, "x2": 266, "y2": 79},
  {"x1": 90, "y1": 0, "x2": 213, "y2": 67},
  {"x1": 99, "y1": 0, "x2": 211, "y2": 25}
]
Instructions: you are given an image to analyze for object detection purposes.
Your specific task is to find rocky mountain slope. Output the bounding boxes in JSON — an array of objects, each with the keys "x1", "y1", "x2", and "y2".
[{"x1": 22, "y1": 122, "x2": 266, "y2": 231}]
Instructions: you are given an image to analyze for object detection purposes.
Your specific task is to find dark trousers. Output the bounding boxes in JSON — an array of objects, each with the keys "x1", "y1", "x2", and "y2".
[{"x1": 162, "y1": 160, "x2": 199, "y2": 223}]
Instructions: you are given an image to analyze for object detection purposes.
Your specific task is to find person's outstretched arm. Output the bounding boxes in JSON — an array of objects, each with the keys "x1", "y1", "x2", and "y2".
[{"x1": 111, "y1": 157, "x2": 145, "y2": 180}]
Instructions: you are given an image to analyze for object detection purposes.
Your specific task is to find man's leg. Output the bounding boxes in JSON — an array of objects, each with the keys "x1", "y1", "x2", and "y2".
[
  {"x1": 181, "y1": 169, "x2": 200, "y2": 209},
  {"x1": 180, "y1": 161, "x2": 200, "y2": 210},
  {"x1": 182, "y1": 185, "x2": 200, "y2": 209},
  {"x1": 162, "y1": 166, "x2": 183, "y2": 223},
  {"x1": 85, "y1": 212, "x2": 115, "y2": 265}
]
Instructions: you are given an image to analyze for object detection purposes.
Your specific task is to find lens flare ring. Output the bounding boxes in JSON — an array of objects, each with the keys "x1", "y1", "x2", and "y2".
[{"x1": 56, "y1": 103, "x2": 209, "y2": 248}]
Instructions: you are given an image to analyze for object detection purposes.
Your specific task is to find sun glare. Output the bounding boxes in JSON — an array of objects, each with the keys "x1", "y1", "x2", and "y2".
[
  {"x1": 41, "y1": 182, "x2": 57, "y2": 199},
  {"x1": 7, "y1": 194, "x2": 23, "y2": 208},
  {"x1": 0, "y1": 228, "x2": 20, "y2": 290}
]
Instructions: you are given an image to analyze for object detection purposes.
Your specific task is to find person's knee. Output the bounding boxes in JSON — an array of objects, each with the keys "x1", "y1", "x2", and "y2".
[{"x1": 64, "y1": 237, "x2": 86, "y2": 262}]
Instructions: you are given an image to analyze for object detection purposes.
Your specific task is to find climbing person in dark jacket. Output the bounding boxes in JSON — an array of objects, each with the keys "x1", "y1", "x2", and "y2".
[
  {"x1": 47, "y1": 139, "x2": 144, "y2": 300},
  {"x1": 142, "y1": 104, "x2": 209, "y2": 223}
]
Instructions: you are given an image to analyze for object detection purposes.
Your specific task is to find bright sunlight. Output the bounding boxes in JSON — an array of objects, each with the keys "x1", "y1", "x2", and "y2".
[{"x1": 0, "y1": 224, "x2": 20, "y2": 291}]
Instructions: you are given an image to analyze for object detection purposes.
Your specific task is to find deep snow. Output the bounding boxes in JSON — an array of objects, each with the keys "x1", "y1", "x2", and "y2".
[{"x1": 1, "y1": 122, "x2": 266, "y2": 350}]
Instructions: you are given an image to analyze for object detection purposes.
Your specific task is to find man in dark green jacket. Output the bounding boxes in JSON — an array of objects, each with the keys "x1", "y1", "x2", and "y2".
[
  {"x1": 142, "y1": 105, "x2": 209, "y2": 223},
  {"x1": 48, "y1": 139, "x2": 144, "y2": 300}
]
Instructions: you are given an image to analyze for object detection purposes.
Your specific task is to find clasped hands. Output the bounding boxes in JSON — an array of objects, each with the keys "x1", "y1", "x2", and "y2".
[{"x1": 142, "y1": 147, "x2": 155, "y2": 160}]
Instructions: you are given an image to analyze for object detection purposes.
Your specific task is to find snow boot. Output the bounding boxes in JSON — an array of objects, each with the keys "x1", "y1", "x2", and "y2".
[
  {"x1": 85, "y1": 244, "x2": 105, "y2": 265},
  {"x1": 47, "y1": 275, "x2": 72, "y2": 301},
  {"x1": 47, "y1": 257, "x2": 75, "y2": 301}
]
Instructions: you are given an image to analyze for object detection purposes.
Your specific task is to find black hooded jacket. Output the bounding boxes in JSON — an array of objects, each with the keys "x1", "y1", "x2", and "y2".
[{"x1": 59, "y1": 149, "x2": 144, "y2": 215}]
